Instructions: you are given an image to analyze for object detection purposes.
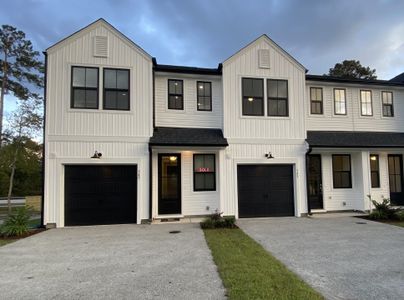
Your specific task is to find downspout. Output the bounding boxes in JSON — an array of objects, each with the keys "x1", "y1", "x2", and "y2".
[
  {"x1": 149, "y1": 59, "x2": 156, "y2": 221},
  {"x1": 41, "y1": 51, "x2": 47, "y2": 228},
  {"x1": 305, "y1": 146, "x2": 313, "y2": 215}
]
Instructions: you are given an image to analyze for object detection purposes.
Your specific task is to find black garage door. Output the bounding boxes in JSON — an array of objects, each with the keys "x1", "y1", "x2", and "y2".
[
  {"x1": 238, "y1": 165, "x2": 294, "y2": 217},
  {"x1": 65, "y1": 165, "x2": 137, "y2": 226}
]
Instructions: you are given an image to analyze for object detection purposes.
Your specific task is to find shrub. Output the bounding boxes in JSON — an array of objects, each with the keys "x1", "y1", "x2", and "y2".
[
  {"x1": 0, "y1": 207, "x2": 32, "y2": 237},
  {"x1": 368, "y1": 210, "x2": 389, "y2": 220},
  {"x1": 201, "y1": 211, "x2": 236, "y2": 229},
  {"x1": 394, "y1": 210, "x2": 404, "y2": 221},
  {"x1": 367, "y1": 196, "x2": 395, "y2": 220}
]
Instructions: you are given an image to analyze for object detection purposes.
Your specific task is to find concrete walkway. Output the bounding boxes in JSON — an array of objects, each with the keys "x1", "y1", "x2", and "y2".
[
  {"x1": 0, "y1": 224, "x2": 225, "y2": 300},
  {"x1": 238, "y1": 216, "x2": 404, "y2": 300}
]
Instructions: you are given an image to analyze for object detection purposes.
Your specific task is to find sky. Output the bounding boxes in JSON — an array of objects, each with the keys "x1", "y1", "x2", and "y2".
[{"x1": 1, "y1": 0, "x2": 404, "y2": 114}]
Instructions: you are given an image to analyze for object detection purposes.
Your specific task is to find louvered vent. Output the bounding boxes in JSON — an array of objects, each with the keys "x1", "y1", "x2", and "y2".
[
  {"x1": 94, "y1": 36, "x2": 108, "y2": 57},
  {"x1": 258, "y1": 49, "x2": 270, "y2": 69}
]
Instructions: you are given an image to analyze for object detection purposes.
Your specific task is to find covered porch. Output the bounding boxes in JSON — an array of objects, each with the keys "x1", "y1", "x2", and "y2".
[{"x1": 306, "y1": 131, "x2": 404, "y2": 213}]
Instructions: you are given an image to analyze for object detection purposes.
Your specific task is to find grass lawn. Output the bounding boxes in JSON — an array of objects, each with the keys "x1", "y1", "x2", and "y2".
[
  {"x1": 380, "y1": 221, "x2": 404, "y2": 228},
  {"x1": 204, "y1": 228, "x2": 323, "y2": 300},
  {"x1": 0, "y1": 239, "x2": 18, "y2": 246}
]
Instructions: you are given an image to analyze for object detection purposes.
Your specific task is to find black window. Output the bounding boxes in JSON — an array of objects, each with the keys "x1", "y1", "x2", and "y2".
[
  {"x1": 310, "y1": 87, "x2": 323, "y2": 114},
  {"x1": 71, "y1": 66, "x2": 98, "y2": 109},
  {"x1": 334, "y1": 89, "x2": 346, "y2": 115},
  {"x1": 370, "y1": 155, "x2": 380, "y2": 188},
  {"x1": 382, "y1": 91, "x2": 394, "y2": 117},
  {"x1": 103, "y1": 68, "x2": 130, "y2": 110},
  {"x1": 194, "y1": 154, "x2": 216, "y2": 191},
  {"x1": 332, "y1": 155, "x2": 352, "y2": 188},
  {"x1": 267, "y1": 79, "x2": 288, "y2": 116},
  {"x1": 242, "y1": 78, "x2": 264, "y2": 116},
  {"x1": 168, "y1": 79, "x2": 183, "y2": 110},
  {"x1": 360, "y1": 90, "x2": 372, "y2": 116},
  {"x1": 197, "y1": 81, "x2": 212, "y2": 111}
]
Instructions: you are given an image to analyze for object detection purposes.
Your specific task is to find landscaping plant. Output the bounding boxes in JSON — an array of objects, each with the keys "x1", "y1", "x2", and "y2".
[
  {"x1": 367, "y1": 196, "x2": 395, "y2": 220},
  {"x1": 200, "y1": 210, "x2": 236, "y2": 229},
  {"x1": 0, "y1": 206, "x2": 31, "y2": 237}
]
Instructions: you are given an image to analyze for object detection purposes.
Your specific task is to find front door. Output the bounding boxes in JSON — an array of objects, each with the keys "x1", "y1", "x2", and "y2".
[
  {"x1": 307, "y1": 155, "x2": 323, "y2": 210},
  {"x1": 158, "y1": 154, "x2": 181, "y2": 215},
  {"x1": 388, "y1": 155, "x2": 404, "y2": 205}
]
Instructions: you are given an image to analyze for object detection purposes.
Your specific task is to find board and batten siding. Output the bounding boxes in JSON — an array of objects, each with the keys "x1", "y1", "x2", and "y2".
[
  {"x1": 154, "y1": 73, "x2": 223, "y2": 129},
  {"x1": 306, "y1": 83, "x2": 404, "y2": 132}
]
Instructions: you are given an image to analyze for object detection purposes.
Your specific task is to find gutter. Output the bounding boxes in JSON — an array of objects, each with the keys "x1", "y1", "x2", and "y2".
[{"x1": 40, "y1": 51, "x2": 47, "y2": 228}]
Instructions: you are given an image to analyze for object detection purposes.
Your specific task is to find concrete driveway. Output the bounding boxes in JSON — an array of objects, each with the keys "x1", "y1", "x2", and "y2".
[
  {"x1": 0, "y1": 224, "x2": 225, "y2": 300},
  {"x1": 238, "y1": 216, "x2": 404, "y2": 300}
]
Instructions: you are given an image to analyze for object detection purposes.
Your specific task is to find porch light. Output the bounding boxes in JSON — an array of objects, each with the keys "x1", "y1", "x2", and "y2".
[
  {"x1": 91, "y1": 151, "x2": 102, "y2": 159},
  {"x1": 265, "y1": 152, "x2": 274, "y2": 159},
  {"x1": 169, "y1": 156, "x2": 177, "y2": 162},
  {"x1": 370, "y1": 155, "x2": 377, "y2": 161},
  {"x1": 248, "y1": 97, "x2": 254, "y2": 102},
  {"x1": 199, "y1": 85, "x2": 204, "y2": 89}
]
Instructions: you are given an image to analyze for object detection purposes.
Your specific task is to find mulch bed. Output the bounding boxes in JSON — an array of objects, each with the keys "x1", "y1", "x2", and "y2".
[{"x1": 0, "y1": 228, "x2": 46, "y2": 240}]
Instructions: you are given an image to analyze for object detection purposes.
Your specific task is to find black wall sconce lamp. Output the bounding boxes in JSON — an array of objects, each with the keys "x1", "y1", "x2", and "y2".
[
  {"x1": 265, "y1": 152, "x2": 274, "y2": 159},
  {"x1": 91, "y1": 151, "x2": 102, "y2": 159}
]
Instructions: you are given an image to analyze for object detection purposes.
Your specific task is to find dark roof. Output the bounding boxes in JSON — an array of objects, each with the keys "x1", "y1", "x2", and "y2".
[
  {"x1": 149, "y1": 127, "x2": 228, "y2": 147},
  {"x1": 307, "y1": 131, "x2": 404, "y2": 148},
  {"x1": 306, "y1": 74, "x2": 404, "y2": 87},
  {"x1": 390, "y1": 72, "x2": 404, "y2": 84},
  {"x1": 153, "y1": 58, "x2": 222, "y2": 75}
]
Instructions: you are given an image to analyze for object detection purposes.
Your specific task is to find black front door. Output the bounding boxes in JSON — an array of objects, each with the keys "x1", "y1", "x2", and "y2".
[
  {"x1": 158, "y1": 154, "x2": 181, "y2": 214},
  {"x1": 307, "y1": 155, "x2": 323, "y2": 210},
  {"x1": 237, "y1": 165, "x2": 294, "y2": 217},
  {"x1": 388, "y1": 155, "x2": 404, "y2": 205}
]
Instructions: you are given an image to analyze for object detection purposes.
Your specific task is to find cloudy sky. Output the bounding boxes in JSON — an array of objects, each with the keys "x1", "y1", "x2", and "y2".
[{"x1": 1, "y1": 0, "x2": 404, "y2": 112}]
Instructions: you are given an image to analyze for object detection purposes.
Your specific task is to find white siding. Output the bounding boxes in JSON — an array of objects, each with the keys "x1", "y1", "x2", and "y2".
[
  {"x1": 306, "y1": 83, "x2": 404, "y2": 132},
  {"x1": 151, "y1": 149, "x2": 221, "y2": 218},
  {"x1": 154, "y1": 73, "x2": 223, "y2": 129}
]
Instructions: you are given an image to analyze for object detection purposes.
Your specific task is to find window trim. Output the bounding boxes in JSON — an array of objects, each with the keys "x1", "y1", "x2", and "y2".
[
  {"x1": 193, "y1": 154, "x2": 216, "y2": 192},
  {"x1": 333, "y1": 88, "x2": 347, "y2": 115},
  {"x1": 70, "y1": 66, "x2": 99, "y2": 109},
  {"x1": 267, "y1": 79, "x2": 289, "y2": 117},
  {"x1": 360, "y1": 89, "x2": 373, "y2": 116},
  {"x1": 310, "y1": 87, "x2": 323, "y2": 115},
  {"x1": 241, "y1": 77, "x2": 264, "y2": 116},
  {"x1": 196, "y1": 81, "x2": 212, "y2": 112},
  {"x1": 370, "y1": 154, "x2": 380, "y2": 188},
  {"x1": 102, "y1": 68, "x2": 130, "y2": 111},
  {"x1": 381, "y1": 91, "x2": 394, "y2": 117},
  {"x1": 332, "y1": 154, "x2": 352, "y2": 189},
  {"x1": 168, "y1": 79, "x2": 184, "y2": 110}
]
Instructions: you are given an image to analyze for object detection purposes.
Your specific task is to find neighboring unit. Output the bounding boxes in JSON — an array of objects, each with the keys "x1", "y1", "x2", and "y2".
[{"x1": 43, "y1": 19, "x2": 404, "y2": 227}]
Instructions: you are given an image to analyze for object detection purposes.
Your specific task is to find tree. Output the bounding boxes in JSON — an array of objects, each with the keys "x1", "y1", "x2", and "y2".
[
  {"x1": 2, "y1": 100, "x2": 42, "y2": 213},
  {"x1": 327, "y1": 60, "x2": 377, "y2": 80},
  {"x1": 0, "y1": 25, "x2": 44, "y2": 146}
]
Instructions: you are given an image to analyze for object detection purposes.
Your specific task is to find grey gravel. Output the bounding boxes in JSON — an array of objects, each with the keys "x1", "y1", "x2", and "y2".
[
  {"x1": 238, "y1": 216, "x2": 404, "y2": 300},
  {"x1": 0, "y1": 223, "x2": 226, "y2": 300}
]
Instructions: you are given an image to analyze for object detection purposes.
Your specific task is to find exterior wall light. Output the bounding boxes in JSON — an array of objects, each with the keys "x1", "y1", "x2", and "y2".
[
  {"x1": 91, "y1": 151, "x2": 102, "y2": 159},
  {"x1": 265, "y1": 152, "x2": 274, "y2": 159}
]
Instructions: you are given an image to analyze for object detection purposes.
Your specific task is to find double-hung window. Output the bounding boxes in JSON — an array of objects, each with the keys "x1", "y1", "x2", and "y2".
[
  {"x1": 382, "y1": 91, "x2": 394, "y2": 117},
  {"x1": 197, "y1": 81, "x2": 212, "y2": 111},
  {"x1": 360, "y1": 90, "x2": 372, "y2": 116},
  {"x1": 103, "y1": 68, "x2": 130, "y2": 110},
  {"x1": 242, "y1": 78, "x2": 264, "y2": 116},
  {"x1": 267, "y1": 79, "x2": 288, "y2": 116},
  {"x1": 310, "y1": 87, "x2": 323, "y2": 114},
  {"x1": 334, "y1": 89, "x2": 346, "y2": 115},
  {"x1": 332, "y1": 154, "x2": 352, "y2": 188},
  {"x1": 168, "y1": 79, "x2": 183, "y2": 110},
  {"x1": 370, "y1": 155, "x2": 380, "y2": 188},
  {"x1": 71, "y1": 66, "x2": 99, "y2": 109},
  {"x1": 194, "y1": 154, "x2": 216, "y2": 191}
]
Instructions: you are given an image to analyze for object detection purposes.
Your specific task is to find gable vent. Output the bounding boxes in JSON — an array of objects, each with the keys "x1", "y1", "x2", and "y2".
[
  {"x1": 258, "y1": 49, "x2": 270, "y2": 69},
  {"x1": 93, "y1": 36, "x2": 108, "y2": 57}
]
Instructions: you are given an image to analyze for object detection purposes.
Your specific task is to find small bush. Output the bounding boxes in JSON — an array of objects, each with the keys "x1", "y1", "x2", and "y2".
[
  {"x1": 367, "y1": 196, "x2": 396, "y2": 220},
  {"x1": 368, "y1": 210, "x2": 389, "y2": 220},
  {"x1": 0, "y1": 207, "x2": 32, "y2": 237},
  {"x1": 394, "y1": 210, "x2": 404, "y2": 221},
  {"x1": 201, "y1": 211, "x2": 236, "y2": 229}
]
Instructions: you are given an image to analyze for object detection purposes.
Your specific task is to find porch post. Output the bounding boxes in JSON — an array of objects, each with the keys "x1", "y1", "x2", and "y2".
[{"x1": 361, "y1": 151, "x2": 372, "y2": 211}]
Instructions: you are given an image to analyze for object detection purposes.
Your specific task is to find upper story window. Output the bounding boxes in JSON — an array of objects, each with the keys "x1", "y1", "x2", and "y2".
[
  {"x1": 310, "y1": 87, "x2": 323, "y2": 114},
  {"x1": 197, "y1": 81, "x2": 212, "y2": 111},
  {"x1": 382, "y1": 91, "x2": 394, "y2": 117},
  {"x1": 360, "y1": 90, "x2": 372, "y2": 116},
  {"x1": 71, "y1": 66, "x2": 98, "y2": 109},
  {"x1": 332, "y1": 154, "x2": 352, "y2": 188},
  {"x1": 242, "y1": 78, "x2": 264, "y2": 116},
  {"x1": 370, "y1": 154, "x2": 380, "y2": 188},
  {"x1": 194, "y1": 154, "x2": 216, "y2": 191},
  {"x1": 267, "y1": 79, "x2": 288, "y2": 116},
  {"x1": 103, "y1": 68, "x2": 130, "y2": 110},
  {"x1": 168, "y1": 79, "x2": 184, "y2": 110},
  {"x1": 334, "y1": 88, "x2": 346, "y2": 115}
]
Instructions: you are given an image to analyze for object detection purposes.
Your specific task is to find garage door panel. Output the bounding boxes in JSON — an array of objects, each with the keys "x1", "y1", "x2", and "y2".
[
  {"x1": 65, "y1": 165, "x2": 137, "y2": 226},
  {"x1": 238, "y1": 165, "x2": 294, "y2": 218}
]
